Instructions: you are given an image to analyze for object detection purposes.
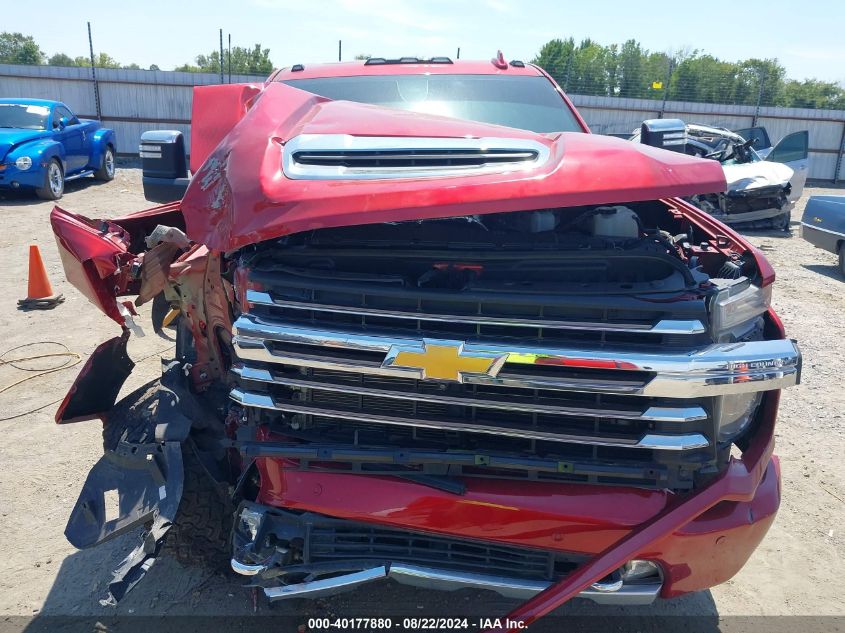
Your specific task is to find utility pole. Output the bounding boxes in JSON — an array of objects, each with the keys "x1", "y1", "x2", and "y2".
[
  {"x1": 228, "y1": 33, "x2": 232, "y2": 82},
  {"x1": 219, "y1": 29, "x2": 224, "y2": 84},
  {"x1": 752, "y1": 69, "x2": 765, "y2": 127},
  {"x1": 87, "y1": 22, "x2": 101, "y2": 120},
  {"x1": 338, "y1": 40, "x2": 342, "y2": 62},
  {"x1": 456, "y1": 47, "x2": 460, "y2": 60},
  {"x1": 659, "y1": 58, "x2": 674, "y2": 118},
  {"x1": 834, "y1": 123, "x2": 845, "y2": 183}
]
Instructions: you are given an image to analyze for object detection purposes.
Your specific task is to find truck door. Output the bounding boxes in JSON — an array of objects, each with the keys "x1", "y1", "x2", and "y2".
[
  {"x1": 53, "y1": 105, "x2": 87, "y2": 173},
  {"x1": 766, "y1": 131, "x2": 809, "y2": 203}
]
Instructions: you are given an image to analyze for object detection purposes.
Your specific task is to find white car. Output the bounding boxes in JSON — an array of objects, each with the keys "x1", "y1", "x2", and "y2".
[{"x1": 632, "y1": 122, "x2": 809, "y2": 231}]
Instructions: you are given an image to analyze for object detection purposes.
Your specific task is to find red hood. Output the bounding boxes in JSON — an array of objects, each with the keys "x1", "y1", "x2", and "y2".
[{"x1": 181, "y1": 82, "x2": 726, "y2": 251}]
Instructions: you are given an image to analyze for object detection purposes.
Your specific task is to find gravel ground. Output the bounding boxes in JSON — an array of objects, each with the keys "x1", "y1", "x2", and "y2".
[{"x1": 0, "y1": 168, "x2": 843, "y2": 630}]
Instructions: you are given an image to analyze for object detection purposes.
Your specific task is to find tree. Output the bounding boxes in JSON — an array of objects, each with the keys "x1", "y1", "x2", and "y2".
[
  {"x1": 48, "y1": 52, "x2": 76, "y2": 67},
  {"x1": 354, "y1": 54, "x2": 371, "y2": 60},
  {"x1": 73, "y1": 53, "x2": 121, "y2": 68},
  {"x1": 670, "y1": 54, "x2": 741, "y2": 103},
  {"x1": 644, "y1": 51, "x2": 672, "y2": 97},
  {"x1": 529, "y1": 36, "x2": 845, "y2": 109},
  {"x1": 180, "y1": 43, "x2": 273, "y2": 75},
  {"x1": 738, "y1": 58, "x2": 786, "y2": 107},
  {"x1": 531, "y1": 37, "x2": 575, "y2": 89},
  {"x1": 0, "y1": 32, "x2": 44, "y2": 65},
  {"x1": 568, "y1": 38, "x2": 612, "y2": 96},
  {"x1": 617, "y1": 39, "x2": 646, "y2": 98},
  {"x1": 149, "y1": 64, "x2": 160, "y2": 71},
  {"x1": 780, "y1": 78, "x2": 845, "y2": 109},
  {"x1": 174, "y1": 63, "x2": 201, "y2": 72}
]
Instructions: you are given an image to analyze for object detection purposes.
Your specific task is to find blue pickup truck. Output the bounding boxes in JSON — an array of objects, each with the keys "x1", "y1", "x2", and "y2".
[
  {"x1": 0, "y1": 98, "x2": 116, "y2": 200},
  {"x1": 801, "y1": 195, "x2": 845, "y2": 277}
]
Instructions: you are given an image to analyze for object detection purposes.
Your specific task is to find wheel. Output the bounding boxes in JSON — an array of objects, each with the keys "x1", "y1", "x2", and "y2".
[
  {"x1": 103, "y1": 379, "x2": 232, "y2": 570},
  {"x1": 164, "y1": 443, "x2": 233, "y2": 570},
  {"x1": 838, "y1": 243, "x2": 845, "y2": 278},
  {"x1": 36, "y1": 159, "x2": 64, "y2": 200},
  {"x1": 95, "y1": 145, "x2": 116, "y2": 181}
]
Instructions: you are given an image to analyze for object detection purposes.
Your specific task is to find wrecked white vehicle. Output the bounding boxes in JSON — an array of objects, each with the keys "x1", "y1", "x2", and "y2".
[{"x1": 635, "y1": 121, "x2": 809, "y2": 231}]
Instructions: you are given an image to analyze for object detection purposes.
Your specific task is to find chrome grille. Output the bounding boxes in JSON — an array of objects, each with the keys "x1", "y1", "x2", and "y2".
[{"x1": 231, "y1": 257, "x2": 800, "y2": 489}]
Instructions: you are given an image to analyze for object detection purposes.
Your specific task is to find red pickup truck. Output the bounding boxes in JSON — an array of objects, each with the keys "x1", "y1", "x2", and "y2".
[{"x1": 50, "y1": 55, "x2": 800, "y2": 628}]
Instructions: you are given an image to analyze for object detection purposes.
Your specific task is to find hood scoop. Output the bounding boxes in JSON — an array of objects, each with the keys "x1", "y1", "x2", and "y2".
[{"x1": 282, "y1": 134, "x2": 549, "y2": 180}]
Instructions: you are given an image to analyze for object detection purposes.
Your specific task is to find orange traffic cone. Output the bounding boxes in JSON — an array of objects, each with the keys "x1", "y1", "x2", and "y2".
[{"x1": 17, "y1": 245, "x2": 64, "y2": 310}]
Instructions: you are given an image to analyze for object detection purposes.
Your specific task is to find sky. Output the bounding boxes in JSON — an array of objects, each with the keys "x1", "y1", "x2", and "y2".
[{"x1": 4, "y1": 0, "x2": 844, "y2": 83}]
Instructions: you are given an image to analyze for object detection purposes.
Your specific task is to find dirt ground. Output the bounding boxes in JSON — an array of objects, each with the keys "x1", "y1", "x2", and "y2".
[{"x1": 0, "y1": 167, "x2": 843, "y2": 630}]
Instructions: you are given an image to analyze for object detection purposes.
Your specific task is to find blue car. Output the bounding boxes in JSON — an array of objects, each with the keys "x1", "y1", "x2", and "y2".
[{"x1": 0, "y1": 98, "x2": 116, "y2": 200}]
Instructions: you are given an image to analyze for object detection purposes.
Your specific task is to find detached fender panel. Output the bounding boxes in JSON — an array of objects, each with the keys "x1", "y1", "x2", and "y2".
[
  {"x1": 65, "y1": 441, "x2": 183, "y2": 550},
  {"x1": 55, "y1": 333, "x2": 134, "y2": 424},
  {"x1": 50, "y1": 206, "x2": 136, "y2": 324},
  {"x1": 62, "y1": 363, "x2": 203, "y2": 605}
]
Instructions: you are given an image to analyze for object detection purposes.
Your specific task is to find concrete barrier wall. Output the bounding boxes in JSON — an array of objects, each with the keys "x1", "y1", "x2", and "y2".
[{"x1": 3, "y1": 64, "x2": 844, "y2": 180}]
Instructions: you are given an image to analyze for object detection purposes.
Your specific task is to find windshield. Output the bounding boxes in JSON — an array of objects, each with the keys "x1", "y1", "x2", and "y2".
[
  {"x1": 281, "y1": 75, "x2": 584, "y2": 134},
  {"x1": 0, "y1": 104, "x2": 50, "y2": 130}
]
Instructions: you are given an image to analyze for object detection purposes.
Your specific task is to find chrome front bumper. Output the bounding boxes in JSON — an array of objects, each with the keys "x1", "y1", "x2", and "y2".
[{"x1": 236, "y1": 561, "x2": 662, "y2": 606}]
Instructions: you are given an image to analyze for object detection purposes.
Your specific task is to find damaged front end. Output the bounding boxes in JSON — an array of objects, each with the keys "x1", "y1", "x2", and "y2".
[
  {"x1": 50, "y1": 203, "x2": 232, "y2": 604},
  {"x1": 685, "y1": 125, "x2": 796, "y2": 232},
  {"x1": 693, "y1": 163, "x2": 794, "y2": 232},
  {"x1": 46, "y1": 77, "x2": 801, "y2": 631},
  {"x1": 229, "y1": 502, "x2": 662, "y2": 605}
]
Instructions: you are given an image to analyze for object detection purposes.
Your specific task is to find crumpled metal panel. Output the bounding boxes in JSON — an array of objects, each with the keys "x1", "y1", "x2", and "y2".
[{"x1": 180, "y1": 82, "x2": 727, "y2": 252}]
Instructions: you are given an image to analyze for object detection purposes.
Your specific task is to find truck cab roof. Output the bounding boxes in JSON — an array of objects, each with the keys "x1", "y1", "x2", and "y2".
[{"x1": 269, "y1": 57, "x2": 543, "y2": 81}]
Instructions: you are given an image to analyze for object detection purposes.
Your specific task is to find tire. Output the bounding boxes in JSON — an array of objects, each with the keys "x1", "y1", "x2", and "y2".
[
  {"x1": 838, "y1": 243, "x2": 845, "y2": 279},
  {"x1": 102, "y1": 379, "x2": 232, "y2": 570},
  {"x1": 95, "y1": 145, "x2": 116, "y2": 181},
  {"x1": 36, "y1": 159, "x2": 64, "y2": 200},
  {"x1": 164, "y1": 444, "x2": 233, "y2": 570}
]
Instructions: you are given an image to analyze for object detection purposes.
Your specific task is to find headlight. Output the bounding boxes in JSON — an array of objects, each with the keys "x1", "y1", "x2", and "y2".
[
  {"x1": 709, "y1": 280, "x2": 771, "y2": 439},
  {"x1": 715, "y1": 392, "x2": 762, "y2": 441},
  {"x1": 709, "y1": 281, "x2": 771, "y2": 341},
  {"x1": 15, "y1": 156, "x2": 33, "y2": 171}
]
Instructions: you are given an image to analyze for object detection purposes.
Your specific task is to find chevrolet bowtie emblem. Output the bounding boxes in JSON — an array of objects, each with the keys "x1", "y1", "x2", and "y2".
[{"x1": 383, "y1": 340, "x2": 507, "y2": 382}]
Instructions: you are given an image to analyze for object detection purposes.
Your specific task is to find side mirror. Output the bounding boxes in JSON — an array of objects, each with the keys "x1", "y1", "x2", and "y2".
[{"x1": 58, "y1": 116, "x2": 70, "y2": 129}]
